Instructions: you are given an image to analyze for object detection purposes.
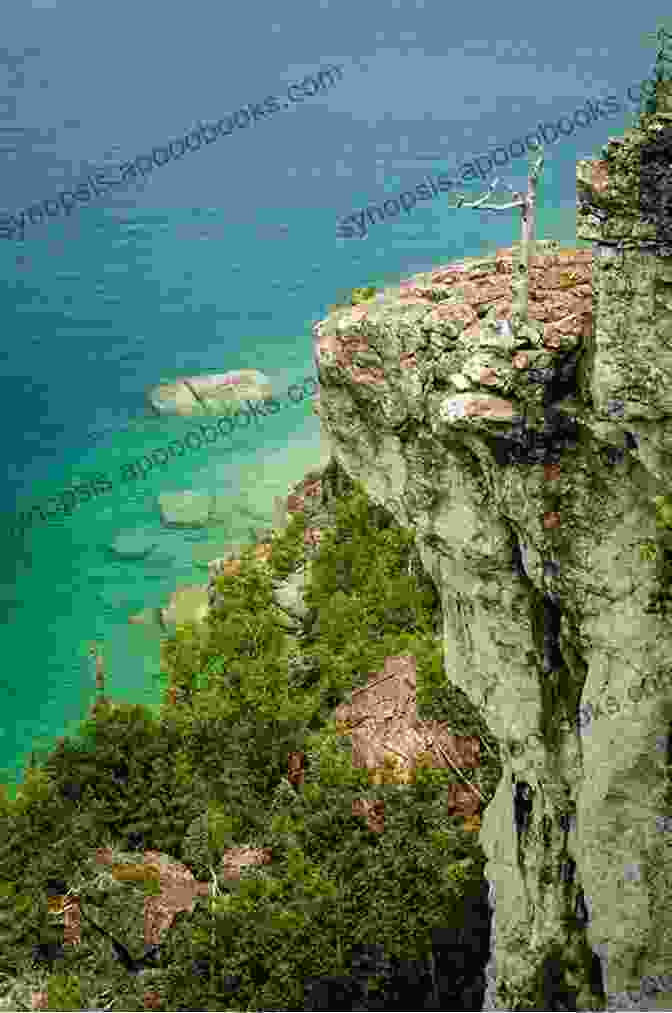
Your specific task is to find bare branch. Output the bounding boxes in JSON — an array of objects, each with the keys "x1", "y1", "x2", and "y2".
[
  {"x1": 445, "y1": 143, "x2": 545, "y2": 324},
  {"x1": 446, "y1": 171, "x2": 529, "y2": 212},
  {"x1": 436, "y1": 742, "x2": 488, "y2": 803},
  {"x1": 467, "y1": 199, "x2": 525, "y2": 212}
]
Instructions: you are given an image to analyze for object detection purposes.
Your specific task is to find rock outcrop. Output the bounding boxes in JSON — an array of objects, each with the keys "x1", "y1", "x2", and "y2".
[
  {"x1": 336, "y1": 653, "x2": 483, "y2": 835},
  {"x1": 311, "y1": 81, "x2": 672, "y2": 1010}
]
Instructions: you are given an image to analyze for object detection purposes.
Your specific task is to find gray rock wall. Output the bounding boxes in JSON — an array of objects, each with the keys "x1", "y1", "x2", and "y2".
[{"x1": 312, "y1": 224, "x2": 672, "y2": 1007}]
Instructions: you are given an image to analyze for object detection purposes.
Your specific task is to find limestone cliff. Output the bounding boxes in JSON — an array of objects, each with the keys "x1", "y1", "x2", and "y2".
[{"x1": 310, "y1": 82, "x2": 672, "y2": 1011}]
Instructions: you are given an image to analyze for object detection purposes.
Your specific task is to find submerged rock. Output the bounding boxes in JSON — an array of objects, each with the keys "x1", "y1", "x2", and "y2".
[
  {"x1": 109, "y1": 531, "x2": 158, "y2": 559},
  {"x1": 158, "y1": 491, "x2": 214, "y2": 528},
  {"x1": 128, "y1": 606, "x2": 164, "y2": 627},
  {"x1": 147, "y1": 369, "x2": 272, "y2": 417}
]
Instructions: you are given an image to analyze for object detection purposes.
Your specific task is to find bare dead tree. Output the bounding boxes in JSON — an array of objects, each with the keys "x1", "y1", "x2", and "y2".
[
  {"x1": 446, "y1": 146, "x2": 545, "y2": 327},
  {"x1": 89, "y1": 642, "x2": 107, "y2": 701}
]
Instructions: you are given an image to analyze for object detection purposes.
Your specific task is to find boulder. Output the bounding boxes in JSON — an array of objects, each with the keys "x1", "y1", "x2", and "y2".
[
  {"x1": 109, "y1": 531, "x2": 158, "y2": 559},
  {"x1": 147, "y1": 370, "x2": 273, "y2": 417},
  {"x1": 158, "y1": 491, "x2": 213, "y2": 528},
  {"x1": 161, "y1": 584, "x2": 209, "y2": 629},
  {"x1": 217, "y1": 847, "x2": 273, "y2": 880},
  {"x1": 271, "y1": 564, "x2": 311, "y2": 622}
]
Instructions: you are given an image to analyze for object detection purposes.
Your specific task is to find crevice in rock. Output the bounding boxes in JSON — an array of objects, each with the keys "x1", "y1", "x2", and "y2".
[
  {"x1": 541, "y1": 594, "x2": 563, "y2": 676},
  {"x1": 542, "y1": 349, "x2": 583, "y2": 409},
  {"x1": 486, "y1": 408, "x2": 580, "y2": 468},
  {"x1": 511, "y1": 537, "x2": 526, "y2": 579},
  {"x1": 598, "y1": 441, "x2": 627, "y2": 467},
  {"x1": 528, "y1": 591, "x2": 579, "y2": 753}
]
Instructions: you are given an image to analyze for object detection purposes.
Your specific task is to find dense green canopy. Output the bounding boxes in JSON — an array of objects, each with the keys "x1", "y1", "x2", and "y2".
[{"x1": 0, "y1": 480, "x2": 501, "y2": 1011}]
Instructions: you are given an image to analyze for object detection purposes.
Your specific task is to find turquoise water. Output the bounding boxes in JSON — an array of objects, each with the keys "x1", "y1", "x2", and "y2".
[
  {"x1": 0, "y1": 166, "x2": 600, "y2": 796},
  {"x1": 0, "y1": 0, "x2": 661, "y2": 798}
]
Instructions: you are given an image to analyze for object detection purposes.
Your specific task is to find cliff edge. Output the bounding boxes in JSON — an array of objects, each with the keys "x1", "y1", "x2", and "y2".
[{"x1": 311, "y1": 81, "x2": 672, "y2": 1011}]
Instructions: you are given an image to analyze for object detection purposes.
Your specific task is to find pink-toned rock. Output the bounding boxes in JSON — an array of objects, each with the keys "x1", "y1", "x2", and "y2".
[
  {"x1": 90, "y1": 849, "x2": 212, "y2": 949},
  {"x1": 142, "y1": 851, "x2": 211, "y2": 946},
  {"x1": 335, "y1": 654, "x2": 481, "y2": 773},
  {"x1": 448, "y1": 279, "x2": 481, "y2": 303},
  {"x1": 219, "y1": 847, "x2": 273, "y2": 879},
  {"x1": 544, "y1": 463, "x2": 561, "y2": 481},
  {"x1": 352, "y1": 798, "x2": 385, "y2": 833},
  {"x1": 465, "y1": 276, "x2": 512, "y2": 308},
  {"x1": 495, "y1": 248, "x2": 516, "y2": 273},
  {"x1": 400, "y1": 352, "x2": 418, "y2": 369},
  {"x1": 512, "y1": 352, "x2": 529, "y2": 369},
  {"x1": 581, "y1": 159, "x2": 611, "y2": 197},
  {"x1": 479, "y1": 367, "x2": 498, "y2": 386},
  {"x1": 543, "y1": 311, "x2": 589, "y2": 350},
  {"x1": 314, "y1": 333, "x2": 338, "y2": 369},
  {"x1": 555, "y1": 248, "x2": 593, "y2": 264},
  {"x1": 143, "y1": 990, "x2": 163, "y2": 1010},
  {"x1": 430, "y1": 264, "x2": 469, "y2": 282},
  {"x1": 287, "y1": 751, "x2": 305, "y2": 789},
  {"x1": 63, "y1": 896, "x2": 81, "y2": 946},
  {"x1": 304, "y1": 527, "x2": 323, "y2": 548},
  {"x1": 31, "y1": 992, "x2": 49, "y2": 1010},
  {"x1": 427, "y1": 301, "x2": 478, "y2": 331},
  {"x1": 287, "y1": 493, "x2": 306, "y2": 513},
  {"x1": 336, "y1": 333, "x2": 370, "y2": 354},
  {"x1": 462, "y1": 319, "x2": 484, "y2": 342},
  {"x1": 349, "y1": 305, "x2": 369, "y2": 322},
  {"x1": 463, "y1": 397, "x2": 515, "y2": 419},
  {"x1": 581, "y1": 310, "x2": 593, "y2": 337},
  {"x1": 446, "y1": 782, "x2": 481, "y2": 820},
  {"x1": 487, "y1": 297, "x2": 514, "y2": 319},
  {"x1": 544, "y1": 332, "x2": 563, "y2": 350},
  {"x1": 543, "y1": 511, "x2": 561, "y2": 529},
  {"x1": 399, "y1": 291, "x2": 434, "y2": 304},
  {"x1": 533, "y1": 264, "x2": 592, "y2": 291},
  {"x1": 301, "y1": 478, "x2": 322, "y2": 498},
  {"x1": 350, "y1": 366, "x2": 387, "y2": 385}
]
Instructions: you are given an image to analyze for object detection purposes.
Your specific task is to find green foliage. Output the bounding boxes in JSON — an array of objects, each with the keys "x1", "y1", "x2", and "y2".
[
  {"x1": 4, "y1": 473, "x2": 501, "y2": 1011},
  {"x1": 642, "y1": 24, "x2": 672, "y2": 116},
  {"x1": 349, "y1": 285, "x2": 377, "y2": 305},
  {"x1": 639, "y1": 496, "x2": 672, "y2": 617},
  {"x1": 182, "y1": 813, "x2": 213, "y2": 880},
  {"x1": 302, "y1": 484, "x2": 440, "y2": 697},
  {"x1": 655, "y1": 495, "x2": 672, "y2": 530},
  {"x1": 327, "y1": 284, "x2": 378, "y2": 312},
  {"x1": 640, "y1": 540, "x2": 659, "y2": 562},
  {"x1": 160, "y1": 767, "x2": 487, "y2": 1011},
  {"x1": 267, "y1": 510, "x2": 307, "y2": 580},
  {"x1": 45, "y1": 971, "x2": 82, "y2": 1011}
]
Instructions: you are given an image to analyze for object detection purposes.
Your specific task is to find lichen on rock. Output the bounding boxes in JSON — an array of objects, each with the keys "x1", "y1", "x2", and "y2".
[{"x1": 311, "y1": 79, "x2": 672, "y2": 1009}]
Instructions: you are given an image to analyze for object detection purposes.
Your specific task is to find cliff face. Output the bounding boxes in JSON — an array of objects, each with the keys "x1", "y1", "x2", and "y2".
[{"x1": 312, "y1": 85, "x2": 672, "y2": 1010}]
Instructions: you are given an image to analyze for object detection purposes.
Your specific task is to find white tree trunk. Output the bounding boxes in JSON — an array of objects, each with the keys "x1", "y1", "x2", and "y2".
[
  {"x1": 447, "y1": 147, "x2": 544, "y2": 331},
  {"x1": 512, "y1": 159, "x2": 540, "y2": 324}
]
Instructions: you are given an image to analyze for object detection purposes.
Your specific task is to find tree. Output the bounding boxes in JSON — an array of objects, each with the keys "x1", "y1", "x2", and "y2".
[
  {"x1": 640, "y1": 23, "x2": 672, "y2": 116},
  {"x1": 446, "y1": 146, "x2": 545, "y2": 329}
]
